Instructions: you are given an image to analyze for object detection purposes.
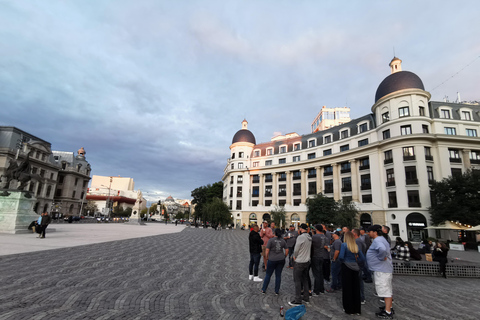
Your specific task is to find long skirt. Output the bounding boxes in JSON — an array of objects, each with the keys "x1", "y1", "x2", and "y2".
[{"x1": 341, "y1": 263, "x2": 361, "y2": 315}]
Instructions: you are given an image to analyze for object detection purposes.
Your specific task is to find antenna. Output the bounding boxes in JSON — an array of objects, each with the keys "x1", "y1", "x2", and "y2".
[{"x1": 393, "y1": 47, "x2": 395, "y2": 57}]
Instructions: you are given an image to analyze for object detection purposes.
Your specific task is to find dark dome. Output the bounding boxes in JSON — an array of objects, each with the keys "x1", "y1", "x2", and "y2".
[
  {"x1": 375, "y1": 71, "x2": 425, "y2": 103},
  {"x1": 232, "y1": 129, "x2": 256, "y2": 145}
]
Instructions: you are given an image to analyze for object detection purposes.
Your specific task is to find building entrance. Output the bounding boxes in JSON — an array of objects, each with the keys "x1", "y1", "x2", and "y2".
[
  {"x1": 406, "y1": 212, "x2": 428, "y2": 242},
  {"x1": 360, "y1": 213, "x2": 372, "y2": 229},
  {"x1": 249, "y1": 213, "x2": 257, "y2": 226}
]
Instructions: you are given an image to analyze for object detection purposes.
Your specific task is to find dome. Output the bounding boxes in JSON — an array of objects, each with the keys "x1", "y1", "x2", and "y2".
[
  {"x1": 232, "y1": 129, "x2": 256, "y2": 145},
  {"x1": 375, "y1": 71, "x2": 425, "y2": 103}
]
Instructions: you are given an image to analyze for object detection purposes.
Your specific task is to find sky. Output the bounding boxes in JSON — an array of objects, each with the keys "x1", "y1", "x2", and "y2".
[{"x1": 1, "y1": 0, "x2": 479, "y2": 202}]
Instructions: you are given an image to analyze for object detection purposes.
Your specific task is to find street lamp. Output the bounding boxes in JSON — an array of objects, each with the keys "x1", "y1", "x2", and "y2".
[{"x1": 101, "y1": 177, "x2": 113, "y2": 219}]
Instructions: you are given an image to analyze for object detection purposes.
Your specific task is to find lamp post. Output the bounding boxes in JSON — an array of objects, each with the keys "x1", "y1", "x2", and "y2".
[{"x1": 100, "y1": 177, "x2": 113, "y2": 219}]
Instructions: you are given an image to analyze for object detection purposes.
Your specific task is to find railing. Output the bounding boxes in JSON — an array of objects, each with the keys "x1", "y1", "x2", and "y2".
[{"x1": 384, "y1": 158, "x2": 393, "y2": 164}]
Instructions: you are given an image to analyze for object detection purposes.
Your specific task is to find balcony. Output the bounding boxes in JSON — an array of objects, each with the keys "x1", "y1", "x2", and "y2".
[
  {"x1": 341, "y1": 186, "x2": 352, "y2": 192},
  {"x1": 293, "y1": 175, "x2": 301, "y2": 180},
  {"x1": 324, "y1": 171, "x2": 333, "y2": 176},
  {"x1": 403, "y1": 155, "x2": 416, "y2": 161},
  {"x1": 236, "y1": 193, "x2": 242, "y2": 197},
  {"x1": 265, "y1": 178, "x2": 273, "y2": 182},
  {"x1": 449, "y1": 158, "x2": 462, "y2": 163},
  {"x1": 361, "y1": 184, "x2": 371, "y2": 190},
  {"x1": 471, "y1": 159, "x2": 480, "y2": 164},
  {"x1": 308, "y1": 174, "x2": 316, "y2": 179},
  {"x1": 324, "y1": 188, "x2": 334, "y2": 194},
  {"x1": 252, "y1": 179, "x2": 259, "y2": 184},
  {"x1": 264, "y1": 192, "x2": 272, "y2": 197},
  {"x1": 237, "y1": 180, "x2": 242, "y2": 184},
  {"x1": 278, "y1": 177, "x2": 286, "y2": 182},
  {"x1": 278, "y1": 191, "x2": 286, "y2": 197},
  {"x1": 386, "y1": 181, "x2": 395, "y2": 187},
  {"x1": 308, "y1": 190, "x2": 316, "y2": 195},
  {"x1": 293, "y1": 191, "x2": 302, "y2": 196},
  {"x1": 425, "y1": 155, "x2": 433, "y2": 161},
  {"x1": 406, "y1": 179, "x2": 419, "y2": 185},
  {"x1": 384, "y1": 158, "x2": 393, "y2": 164},
  {"x1": 340, "y1": 168, "x2": 351, "y2": 174},
  {"x1": 359, "y1": 165, "x2": 370, "y2": 170},
  {"x1": 408, "y1": 202, "x2": 422, "y2": 208}
]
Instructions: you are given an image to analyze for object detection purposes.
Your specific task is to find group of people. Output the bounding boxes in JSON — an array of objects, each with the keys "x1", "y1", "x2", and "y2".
[
  {"x1": 248, "y1": 222, "x2": 396, "y2": 319},
  {"x1": 28, "y1": 211, "x2": 52, "y2": 238}
]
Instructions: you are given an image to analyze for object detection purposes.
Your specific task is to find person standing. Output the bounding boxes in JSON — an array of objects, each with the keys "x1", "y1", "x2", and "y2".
[
  {"x1": 353, "y1": 229, "x2": 367, "y2": 304},
  {"x1": 382, "y1": 225, "x2": 392, "y2": 249},
  {"x1": 284, "y1": 225, "x2": 298, "y2": 269},
  {"x1": 366, "y1": 225, "x2": 394, "y2": 319},
  {"x1": 321, "y1": 224, "x2": 332, "y2": 282},
  {"x1": 260, "y1": 221, "x2": 274, "y2": 271},
  {"x1": 261, "y1": 229, "x2": 289, "y2": 294},
  {"x1": 248, "y1": 224, "x2": 264, "y2": 282},
  {"x1": 311, "y1": 224, "x2": 327, "y2": 295},
  {"x1": 39, "y1": 211, "x2": 51, "y2": 239},
  {"x1": 288, "y1": 223, "x2": 312, "y2": 306},
  {"x1": 327, "y1": 231, "x2": 342, "y2": 292}
]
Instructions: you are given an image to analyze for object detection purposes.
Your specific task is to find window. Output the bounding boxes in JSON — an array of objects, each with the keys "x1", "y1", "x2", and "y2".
[
  {"x1": 425, "y1": 147, "x2": 433, "y2": 161},
  {"x1": 341, "y1": 130, "x2": 349, "y2": 139},
  {"x1": 74, "y1": 178, "x2": 78, "y2": 186},
  {"x1": 427, "y1": 166, "x2": 434, "y2": 183},
  {"x1": 308, "y1": 181, "x2": 317, "y2": 195},
  {"x1": 267, "y1": 148, "x2": 273, "y2": 155},
  {"x1": 324, "y1": 166, "x2": 333, "y2": 176},
  {"x1": 230, "y1": 176, "x2": 234, "y2": 183},
  {"x1": 231, "y1": 164, "x2": 234, "y2": 169},
  {"x1": 382, "y1": 112, "x2": 390, "y2": 123},
  {"x1": 236, "y1": 200, "x2": 242, "y2": 210},
  {"x1": 405, "y1": 166, "x2": 418, "y2": 184},
  {"x1": 278, "y1": 185, "x2": 286, "y2": 196},
  {"x1": 294, "y1": 143, "x2": 301, "y2": 151},
  {"x1": 280, "y1": 146, "x2": 287, "y2": 153},
  {"x1": 253, "y1": 161, "x2": 259, "y2": 167},
  {"x1": 279, "y1": 158, "x2": 286, "y2": 164},
  {"x1": 323, "y1": 149, "x2": 332, "y2": 156},
  {"x1": 265, "y1": 160, "x2": 272, "y2": 166},
  {"x1": 46, "y1": 186, "x2": 52, "y2": 197},
  {"x1": 358, "y1": 123, "x2": 368, "y2": 133},
  {"x1": 58, "y1": 175, "x2": 64, "y2": 184},
  {"x1": 361, "y1": 174, "x2": 371, "y2": 190},
  {"x1": 407, "y1": 190, "x2": 421, "y2": 207},
  {"x1": 308, "y1": 153, "x2": 315, "y2": 159},
  {"x1": 340, "y1": 144, "x2": 349, "y2": 152},
  {"x1": 293, "y1": 171, "x2": 301, "y2": 180},
  {"x1": 278, "y1": 200, "x2": 286, "y2": 207},
  {"x1": 293, "y1": 183, "x2": 301, "y2": 195},
  {"x1": 324, "y1": 135, "x2": 332, "y2": 144},
  {"x1": 470, "y1": 150, "x2": 480, "y2": 163},
  {"x1": 265, "y1": 174, "x2": 273, "y2": 182},
  {"x1": 265, "y1": 185, "x2": 272, "y2": 197},
  {"x1": 392, "y1": 224, "x2": 400, "y2": 237},
  {"x1": 422, "y1": 125, "x2": 429, "y2": 133},
  {"x1": 237, "y1": 186, "x2": 242, "y2": 197},
  {"x1": 341, "y1": 177, "x2": 352, "y2": 192},
  {"x1": 384, "y1": 150, "x2": 393, "y2": 164},
  {"x1": 238, "y1": 163, "x2": 244, "y2": 169},
  {"x1": 403, "y1": 147, "x2": 415, "y2": 161},
  {"x1": 72, "y1": 190, "x2": 76, "y2": 198},
  {"x1": 251, "y1": 200, "x2": 258, "y2": 207},
  {"x1": 265, "y1": 200, "x2": 272, "y2": 206},
  {"x1": 362, "y1": 194, "x2": 372, "y2": 203},
  {"x1": 466, "y1": 129, "x2": 477, "y2": 137},
  {"x1": 239, "y1": 152, "x2": 244, "y2": 158},
  {"x1": 279, "y1": 172, "x2": 287, "y2": 181},
  {"x1": 237, "y1": 176, "x2": 243, "y2": 183},
  {"x1": 308, "y1": 168, "x2": 316, "y2": 178},
  {"x1": 359, "y1": 157, "x2": 369, "y2": 170},
  {"x1": 449, "y1": 149, "x2": 461, "y2": 162},
  {"x1": 252, "y1": 186, "x2": 259, "y2": 197},
  {"x1": 386, "y1": 168, "x2": 395, "y2": 186},
  {"x1": 383, "y1": 130, "x2": 390, "y2": 139},
  {"x1": 252, "y1": 175, "x2": 259, "y2": 183},
  {"x1": 254, "y1": 150, "x2": 260, "y2": 157},
  {"x1": 401, "y1": 125, "x2": 412, "y2": 135},
  {"x1": 419, "y1": 107, "x2": 425, "y2": 116},
  {"x1": 461, "y1": 111, "x2": 472, "y2": 120},
  {"x1": 308, "y1": 140, "x2": 316, "y2": 148},
  {"x1": 324, "y1": 180, "x2": 333, "y2": 193},
  {"x1": 229, "y1": 187, "x2": 233, "y2": 197},
  {"x1": 340, "y1": 162, "x2": 351, "y2": 173},
  {"x1": 293, "y1": 199, "x2": 301, "y2": 206},
  {"x1": 399, "y1": 106, "x2": 410, "y2": 117},
  {"x1": 451, "y1": 168, "x2": 462, "y2": 177},
  {"x1": 440, "y1": 109, "x2": 451, "y2": 119},
  {"x1": 388, "y1": 191, "x2": 397, "y2": 208},
  {"x1": 358, "y1": 139, "x2": 368, "y2": 147},
  {"x1": 444, "y1": 127, "x2": 456, "y2": 135},
  {"x1": 293, "y1": 156, "x2": 300, "y2": 162},
  {"x1": 55, "y1": 189, "x2": 62, "y2": 197}
]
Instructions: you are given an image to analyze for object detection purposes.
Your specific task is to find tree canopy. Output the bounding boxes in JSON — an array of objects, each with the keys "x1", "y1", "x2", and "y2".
[
  {"x1": 191, "y1": 181, "x2": 223, "y2": 222},
  {"x1": 204, "y1": 197, "x2": 231, "y2": 226},
  {"x1": 306, "y1": 193, "x2": 359, "y2": 228},
  {"x1": 270, "y1": 206, "x2": 286, "y2": 228},
  {"x1": 429, "y1": 169, "x2": 480, "y2": 226}
]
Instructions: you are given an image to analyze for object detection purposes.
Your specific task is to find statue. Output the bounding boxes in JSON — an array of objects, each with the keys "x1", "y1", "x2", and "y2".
[{"x1": 1, "y1": 150, "x2": 43, "y2": 191}]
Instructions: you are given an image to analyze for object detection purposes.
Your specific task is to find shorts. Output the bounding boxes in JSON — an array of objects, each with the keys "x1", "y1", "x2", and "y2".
[
  {"x1": 261, "y1": 246, "x2": 267, "y2": 256},
  {"x1": 373, "y1": 271, "x2": 393, "y2": 298}
]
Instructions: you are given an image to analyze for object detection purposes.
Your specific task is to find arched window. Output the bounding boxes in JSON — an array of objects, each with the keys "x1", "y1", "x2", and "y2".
[
  {"x1": 291, "y1": 213, "x2": 300, "y2": 227},
  {"x1": 249, "y1": 213, "x2": 257, "y2": 226}
]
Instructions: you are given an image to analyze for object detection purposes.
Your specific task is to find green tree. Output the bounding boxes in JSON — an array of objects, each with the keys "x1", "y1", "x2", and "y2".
[
  {"x1": 191, "y1": 181, "x2": 223, "y2": 222},
  {"x1": 306, "y1": 193, "x2": 337, "y2": 225},
  {"x1": 429, "y1": 169, "x2": 480, "y2": 225},
  {"x1": 84, "y1": 200, "x2": 98, "y2": 216},
  {"x1": 270, "y1": 206, "x2": 286, "y2": 228},
  {"x1": 204, "y1": 198, "x2": 231, "y2": 226},
  {"x1": 335, "y1": 198, "x2": 359, "y2": 229}
]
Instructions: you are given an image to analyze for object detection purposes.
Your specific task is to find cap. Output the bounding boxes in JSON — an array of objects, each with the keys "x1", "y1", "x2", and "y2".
[
  {"x1": 299, "y1": 223, "x2": 308, "y2": 230},
  {"x1": 315, "y1": 224, "x2": 323, "y2": 232},
  {"x1": 367, "y1": 224, "x2": 382, "y2": 232},
  {"x1": 333, "y1": 231, "x2": 341, "y2": 236},
  {"x1": 336, "y1": 228, "x2": 341, "y2": 232}
]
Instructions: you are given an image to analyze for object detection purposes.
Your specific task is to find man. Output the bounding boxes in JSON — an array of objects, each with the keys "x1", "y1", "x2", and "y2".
[
  {"x1": 360, "y1": 227, "x2": 372, "y2": 249},
  {"x1": 353, "y1": 229, "x2": 367, "y2": 304},
  {"x1": 341, "y1": 226, "x2": 350, "y2": 242},
  {"x1": 320, "y1": 224, "x2": 331, "y2": 283},
  {"x1": 288, "y1": 223, "x2": 312, "y2": 306},
  {"x1": 39, "y1": 211, "x2": 52, "y2": 239},
  {"x1": 367, "y1": 225, "x2": 394, "y2": 319},
  {"x1": 284, "y1": 225, "x2": 298, "y2": 269},
  {"x1": 327, "y1": 231, "x2": 342, "y2": 292},
  {"x1": 248, "y1": 224, "x2": 264, "y2": 282},
  {"x1": 311, "y1": 224, "x2": 328, "y2": 295},
  {"x1": 382, "y1": 225, "x2": 392, "y2": 249},
  {"x1": 260, "y1": 221, "x2": 274, "y2": 271}
]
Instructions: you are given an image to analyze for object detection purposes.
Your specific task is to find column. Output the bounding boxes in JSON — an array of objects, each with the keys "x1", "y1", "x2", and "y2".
[
  {"x1": 350, "y1": 159, "x2": 359, "y2": 202},
  {"x1": 286, "y1": 171, "x2": 292, "y2": 205},
  {"x1": 301, "y1": 168, "x2": 307, "y2": 204},
  {"x1": 272, "y1": 172, "x2": 278, "y2": 206},
  {"x1": 259, "y1": 174, "x2": 264, "y2": 206},
  {"x1": 316, "y1": 166, "x2": 322, "y2": 194},
  {"x1": 462, "y1": 149, "x2": 471, "y2": 169},
  {"x1": 333, "y1": 163, "x2": 340, "y2": 201}
]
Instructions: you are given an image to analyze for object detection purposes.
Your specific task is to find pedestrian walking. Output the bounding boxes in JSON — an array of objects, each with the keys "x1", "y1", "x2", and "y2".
[{"x1": 39, "y1": 211, "x2": 52, "y2": 239}]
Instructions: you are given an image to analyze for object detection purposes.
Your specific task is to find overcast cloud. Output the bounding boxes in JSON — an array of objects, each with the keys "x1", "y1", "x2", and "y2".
[{"x1": 1, "y1": 0, "x2": 479, "y2": 201}]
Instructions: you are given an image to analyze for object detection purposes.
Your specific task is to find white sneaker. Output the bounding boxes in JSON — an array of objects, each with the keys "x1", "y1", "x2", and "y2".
[
  {"x1": 253, "y1": 276, "x2": 262, "y2": 282},
  {"x1": 249, "y1": 275, "x2": 254, "y2": 280}
]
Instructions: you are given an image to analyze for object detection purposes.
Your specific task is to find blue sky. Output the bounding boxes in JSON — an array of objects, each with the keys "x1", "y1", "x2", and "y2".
[{"x1": 1, "y1": 0, "x2": 479, "y2": 201}]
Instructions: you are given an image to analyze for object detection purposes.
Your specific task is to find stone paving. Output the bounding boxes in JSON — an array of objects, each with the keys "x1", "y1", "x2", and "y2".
[{"x1": 1, "y1": 226, "x2": 479, "y2": 319}]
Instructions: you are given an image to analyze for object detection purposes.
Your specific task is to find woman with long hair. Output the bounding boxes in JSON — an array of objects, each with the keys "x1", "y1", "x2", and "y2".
[
  {"x1": 261, "y1": 228, "x2": 289, "y2": 294},
  {"x1": 339, "y1": 231, "x2": 365, "y2": 315},
  {"x1": 433, "y1": 242, "x2": 449, "y2": 278}
]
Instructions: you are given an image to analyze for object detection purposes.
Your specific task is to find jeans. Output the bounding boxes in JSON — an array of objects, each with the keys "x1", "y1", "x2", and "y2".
[
  {"x1": 362, "y1": 261, "x2": 372, "y2": 282},
  {"x1": 262, "y1": 259, "x2": 285, "y2": 293},
  {"x1": 294, "y1": 261, "x2": 311, "y2": 302},
  {"x1": 331, "y1": 260, "x2": 342, "y2": 290},
  {"x1": 287, "y1": 247, "x2": 295, "y2": 268},
  {"x1": 311, "y1": 257, "x2": 324, "y2": 293},
  {"x1": 249, "y1": 253, "x2": 261, "y2": 276},
  {"x1": 358, "y1": 268, "x2": 365, "y2": 301}
]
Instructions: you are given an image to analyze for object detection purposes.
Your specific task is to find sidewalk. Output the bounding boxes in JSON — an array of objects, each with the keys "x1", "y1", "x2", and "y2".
[{"x1": 0, "y1": 222, "x2": 186, "y2": 256}]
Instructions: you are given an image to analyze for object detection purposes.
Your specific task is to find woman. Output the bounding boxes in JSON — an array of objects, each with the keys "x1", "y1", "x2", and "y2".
[
  {"x1": 418, "y1": 240, "x2": 432, "y2": 254},
  {"x1": 261, "y1": 228, "x2": 289, "y2": 295},
  {"x1": 406, "y1": 241, "x2": 422, "y2": 260},
  {"x1": 339, "y1": 231, "x2": 365, "y2": 315},
  {"x1": 394, "y1": 237, "x2": 410, "y2": 261},
  {"x1": 248, "y1": 224, "x2": 264, "y2": 282},
  {"x1": 433, "y1": 242, "x2": 449, "y2": 278}
]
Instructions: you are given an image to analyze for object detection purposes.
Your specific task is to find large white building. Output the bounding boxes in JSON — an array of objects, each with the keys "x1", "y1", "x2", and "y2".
[{"x1": 223, "y1": 57, "x2": 480, "y2": 242}]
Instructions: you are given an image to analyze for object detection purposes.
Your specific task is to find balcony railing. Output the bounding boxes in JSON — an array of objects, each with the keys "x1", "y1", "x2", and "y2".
[
  {"x1": 265, "y1": 178, "x2": 273, "y2": 182},
  {"x1": 324, "y1": 188, "x2": 333, "y2": 194},
  {"x1": 471, "y1": 159, "x2": 480, "y2": 164},
  {"x1": 252, "y1": 179, "x2": 259, "y2": 184},
  {"x1": 449, "y1": 158, "x2": 462, "y2": 163},
  {"x1": 386, "y1": 181, "x2": 395, "y2": 187},
  {"x1": 359, "y1": 165, "x2": 370, "y2": 170},
  {"x1": 406, "y1": 179, "x2": 419, "y2": 185},
  {"x1": 388, "y1": 203, "x2": 398, "y2": 208},
  {"x1": 293, "y1": 176, "x2": 301, "y2": 180},
  {"x1": 340, "y1": 169, "x2": 351, "y2": 174},
  {"x1": 278, "y1": 177, "x2": 286, "y2": 182},
  {"x1": 264, "y1": 192, "x2": 272, "y2": 197},
  {"x1": 361, "y1": 184, "x2": 371, "y2": 190},
  {"x1": 324, "y1": 171, "x2": 333, "y2": 176},
  {"x1": 403, "y1": 155, "x2": 416, "y2": 161},
  {"x1": 252, "y1": 194, "x2": 259, "y2": 198},
  {"x1": 293, "y1": 191, "x2": 301, "y2": 196},
  {"x1": 341, "y1": 186, "x2": 352, "y2": 192},
  {"x1": 278, "y1": 191, "x2": 286, "y2": 197},
  {"x1": 425, "y1": 155, "x2": 433, "y2": 161},
  {"x1": 384, "y1": 158, "x2": 393, "y2": 164},
  {"x1": 308, "y1": 174, "x2": 316, "y2": 179},
  {"x1": 408, "y1": 202, "x2": 422, "y2": 208},
  {"x1": 308, "y1": 190, "x2": 316, "y2": 195}
]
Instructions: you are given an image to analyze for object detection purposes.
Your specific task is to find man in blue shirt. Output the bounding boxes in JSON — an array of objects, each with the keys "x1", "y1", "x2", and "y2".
[{"x1": 366, "y1": 225, "x2": 393, "y2": 319}]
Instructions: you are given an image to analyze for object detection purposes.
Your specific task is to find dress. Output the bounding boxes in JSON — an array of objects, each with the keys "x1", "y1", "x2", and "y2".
[{"x1": 339, "y1": 243, "x2": 365, "y2": 315}]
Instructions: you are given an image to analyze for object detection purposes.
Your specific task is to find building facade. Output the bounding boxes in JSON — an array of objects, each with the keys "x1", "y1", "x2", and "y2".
[
  {"x1": 222, "y1": 57, "x2": 480, "y2": 242},
  {"x1": 311, "y1": 106, "x2": 351, "y2": 133}
]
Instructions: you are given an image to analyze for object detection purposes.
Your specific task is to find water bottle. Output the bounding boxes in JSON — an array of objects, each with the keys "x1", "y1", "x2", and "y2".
[{"x1": 280, "y1": 306, "x2": 284, "y2": 317}]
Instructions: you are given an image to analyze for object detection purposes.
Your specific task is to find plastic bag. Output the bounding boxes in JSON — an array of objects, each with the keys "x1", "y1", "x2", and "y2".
[{"x1": 285, "y1": 305, "x2": 306, "y2": 320}]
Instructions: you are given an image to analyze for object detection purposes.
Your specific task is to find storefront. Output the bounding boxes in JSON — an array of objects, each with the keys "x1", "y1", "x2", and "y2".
[
  {"x1": 406, "y1": 212, "x2": 428, "y2": 242},
  {"x1": 249, "y1": 213, "x2": 257, "y2": 226},
  {"x1": 360, "y1": 213, "x2": 372, "y2": 229}
]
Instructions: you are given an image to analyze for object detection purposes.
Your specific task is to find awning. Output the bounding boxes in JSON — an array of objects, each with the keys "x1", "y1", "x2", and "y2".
[
  {"x1": 467, "y1": 225, "x2": 480, "y2": 231},
  {"x1": 424, "y1": 221, "x2": 471, "y2": 230}
]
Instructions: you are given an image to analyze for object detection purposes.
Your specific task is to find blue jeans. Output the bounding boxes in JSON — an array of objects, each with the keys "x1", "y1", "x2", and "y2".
[
  {"x1": 359, "y1": 268, "x2": 365, "y2": 301},
  {"x1": 311, "y1": 257, "x2": 324, "y2": 293},
  {"x1": 249, "y1": 253, "x2": 261, "y2": 276},
  {"x1": 331, "y1": 260, "x2": 342, "y2": 290},
  {"x1": 262, "y1": 259, "x2": 285, "y2": 293}
]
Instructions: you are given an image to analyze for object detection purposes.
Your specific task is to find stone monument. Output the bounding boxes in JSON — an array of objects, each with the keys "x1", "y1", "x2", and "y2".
[{"x1": 129, "y1": 190, "x2": 145, "y2": 225}]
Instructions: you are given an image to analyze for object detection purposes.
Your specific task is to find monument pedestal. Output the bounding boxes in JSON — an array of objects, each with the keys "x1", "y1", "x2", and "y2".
[
  {"x1": 128, "y1": 212, "x2": 145, "y2": 225},
  {"x1": 0, "y1": 191, "x2": 39, "y2": 234}
]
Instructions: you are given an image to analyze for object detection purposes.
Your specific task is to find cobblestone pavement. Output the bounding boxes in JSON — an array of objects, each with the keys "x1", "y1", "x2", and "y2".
[{"x1": 1, "y1": 227, "x2": 479, "y2": 319}]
